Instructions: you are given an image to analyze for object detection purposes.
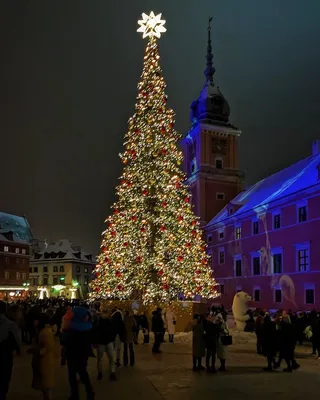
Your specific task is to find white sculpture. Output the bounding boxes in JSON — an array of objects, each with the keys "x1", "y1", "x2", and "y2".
[{"x1": 232, "y1": 291, "x2": 252, "y2": 331}]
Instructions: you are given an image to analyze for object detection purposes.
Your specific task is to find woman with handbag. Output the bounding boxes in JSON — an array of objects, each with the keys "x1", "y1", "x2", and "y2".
[{"x1": 216, "y1": 313, "x2": 230, "y2": 372}]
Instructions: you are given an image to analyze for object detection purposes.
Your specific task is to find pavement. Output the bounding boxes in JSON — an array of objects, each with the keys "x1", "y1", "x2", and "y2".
[{"x1": 7, "y1": 336, "x2": 320, "y2": 400}]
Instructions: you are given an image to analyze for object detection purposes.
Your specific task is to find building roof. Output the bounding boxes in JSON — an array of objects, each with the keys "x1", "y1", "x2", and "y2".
[
  {"x1": 0, "y1": 212, "x2": 33, "y2": 244},
  {"x1": 31, "y1": 238, "x2": 94, "y2": 264},
  {"x1": 207, "y1": 152, "x2": 320, "y2": 227}
]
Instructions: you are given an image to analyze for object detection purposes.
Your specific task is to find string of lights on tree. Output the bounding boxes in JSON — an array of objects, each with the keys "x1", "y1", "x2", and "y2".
[{"x1": 90, "y1": 12, "x2": 219, "y2": 303}]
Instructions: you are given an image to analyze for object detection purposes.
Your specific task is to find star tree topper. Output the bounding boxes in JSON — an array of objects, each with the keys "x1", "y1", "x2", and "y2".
[{"x1": 137, "y1": 11, "x2": 166, "y2": 39}]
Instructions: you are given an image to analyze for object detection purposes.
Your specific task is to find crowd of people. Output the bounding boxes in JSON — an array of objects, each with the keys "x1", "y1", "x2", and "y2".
[
  {"x1": 1, "y1": 298, "x2": 320, "y2": 399},
  {"x1": 253, "y1": 309, "x2": 320, "y2": 372},
  {"x1": 0, "y1": 298, "x2": 177, "y2": 400}
]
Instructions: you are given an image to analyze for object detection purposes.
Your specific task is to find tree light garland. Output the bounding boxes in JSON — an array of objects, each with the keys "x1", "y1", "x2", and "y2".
[{"x1": 90, "y1": 12, "x2": 219, "y2": 303}]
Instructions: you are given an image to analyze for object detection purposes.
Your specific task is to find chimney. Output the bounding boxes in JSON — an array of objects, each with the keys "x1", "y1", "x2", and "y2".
[{"x1": 312, "y1": 140, "x2": 320, "y2": 156}]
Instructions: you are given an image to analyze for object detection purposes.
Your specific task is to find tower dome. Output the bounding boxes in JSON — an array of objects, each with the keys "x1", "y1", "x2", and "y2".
[{"x1": 190, "y1": 18, "x2": 232, "y2": 127}]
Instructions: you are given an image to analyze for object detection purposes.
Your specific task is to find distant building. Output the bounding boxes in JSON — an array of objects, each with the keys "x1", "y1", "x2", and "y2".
[
  {"x1": 29, "y1": 239, "x2": 95, "y2": 299},
  {"x1": 206, "y1": 141, "x2": 320, "y2": 311},
  {"x1": 181, "y1": 21, "x2": 243, "y2": 226},
  {"x1": 0, "y1": 212, "x2": 33, "y2": 299}
]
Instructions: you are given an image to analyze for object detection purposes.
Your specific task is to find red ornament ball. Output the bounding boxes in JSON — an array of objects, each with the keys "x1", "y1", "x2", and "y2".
[
  {"x1": 102, "y1": 246, "x2": 107, "y2": 252},
  {"x1": 121, "y1": 180, "x2": 126, "y2": 185},
  {"x1": 105, "y1": 257, "x2": 110, "y2": 263},
  {"x1": 95, "y1": 287, "x2": 100, "y2": 293},
  {"x1": 162, "y1": 201, "x2": 167, "y2": 207},
  {"x1": 95, "y1": 272, "x2": 101, "y2": 278},
  {"x1": 177, "y1": 256, "x2": 184, "y2": 262},
  {"x1": 196, "y1": 270, "x2": 201, "y2": 275},
  {"x1": 160, "y1": 126, "x2": 166, "y2": 134},
  {"x1": 201, "y1": 258, "x2": 207, "y2": 264},
  {"x1": 191, "y1": 230, "x2": 197, "y2": 236},
  {"x1": 158, "y1": 109, "x2": 163, "y2": 115},
  {"x1": 191, "y1": 220, "x2": 197, "y2": 226},
  {"x1": 176, "y1": 182, "x2": 181, "y2": 189},
  {"x1": 185, "y1": 243, "x2": 191, "y2": 248},
  {"x1": 115, "y1": 271, "x2": 122, "y2": 277},
  {"x1": 140, "y1": 227, "x2": 146, "y2": 233},
  {"x1": 134, "y1": 129, "x2": 140, "y2": 135},
  {"x1": 184, "y1": 197, "x2": 189, "y2": 203},
  {"x1": 162, "y1": 284, "x2": 168, "y2": 290},
  {"x1": 196, "y1": 286, "x2": 203, "y2": 292},
  {"x1": 123, "y1": 242, "x2": 128, "y2": 247},
  {"x1": 161, "y1": 149, "x2": 166, "y2": 155},
  {"x1": 142, "y1": 189, "x2": 148, "y2": 196},
  {"x1": 178, "y1": 215, "x2": 184, "y2": 222},
  {"x1": 136, "y1": 256, "x2": 142, "y2": 263},
  {"x1": 131, "y1": 216, "x2": 137, "y2": 221},
  {"x1": 169, "y1": 122, "x2": 174, "y2": 129},
  {"x1": 117, "y1": 285, "x2": 123, "y2": 291},
  {"x1": 160, "y1": 225, "x2": 166, "y2": 232},
  {"x1": 113, "y1": 209, "x2": 119, "y2": 215},
  {"x1": 110, "y1": 231, "x2": 116, "y2": 237},
  {"x1": 157, "y1": 270, "x2": 164, "y2": 276}
]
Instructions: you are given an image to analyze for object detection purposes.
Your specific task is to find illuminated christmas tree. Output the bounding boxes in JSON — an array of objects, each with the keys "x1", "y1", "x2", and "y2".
[{"x1": 91, "y1": 12, "x2": 218, "y2": 303}]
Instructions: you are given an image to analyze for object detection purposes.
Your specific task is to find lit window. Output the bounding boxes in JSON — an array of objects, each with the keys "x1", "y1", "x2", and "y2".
[
  {"x1": 4, "y1": 246, "x2": 9, "y2": 252},
  {"x1": 216, "y1": 193, "x2": 225, "y2": 201},
  {"x1": 298, "y1": 248, "x2": 309, "y2": 272},
  {"x1": 219, "y1": 250, "x2": 225, "y2": 265},
  {"x1": 298, "y1": 206, "x2": 307, "y2": 223},
  {"x1": 252, "y1": 221, "x2": 259, "y2": 235},
  {"x1": 235, "y1": 258, "x2": 242, "y2": 277},
  {"x1": 274, "y1": 289, "x2": 282, "y2": 303},
  {"x1": 22, "y1": 273, "x2": 26, "y2": 280},
  {"x1": 253, "y1": 256, "x2": 260, "y2": 276},
  {"x1": 4, "y1": 271, "x2": 9, "y2": 279},
  {"x1": 235, "y1": 226, "x2": 241, "y2": 240},
  {"x1": 15, "y1": 248, "x2": 20, "y2": 254},
  {"x1": 16, "y1": 272, "x2": 20, "y2": 280},
  {"x1": 22, "y1": 249, "x2": 26, "y2": 255},
  {"x1": 305, "y1": 287, "x2": 315, "y2": 304},
  {"x1": 273, "y1": 214, "x2": 281, "y2": 229},
  {"x1": 273, "y1": 253, "x2": 282, "y2": 274}
]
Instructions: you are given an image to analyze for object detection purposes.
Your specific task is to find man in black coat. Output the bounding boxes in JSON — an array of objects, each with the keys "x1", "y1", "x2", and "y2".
[
  {"x1": 94, "y1": 310, "x2": 117, "y2": 381},
  {"x1": 152, "y1": 308, "x2": 164, "y2": 353},
  {"x1": 261, "y1": 314, "x2": 277, "y2": 371}
]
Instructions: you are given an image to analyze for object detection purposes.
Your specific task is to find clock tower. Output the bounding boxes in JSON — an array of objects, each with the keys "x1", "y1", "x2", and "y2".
[{"x1": 181, "y1": 19, "x2": 243, "y2": 226}]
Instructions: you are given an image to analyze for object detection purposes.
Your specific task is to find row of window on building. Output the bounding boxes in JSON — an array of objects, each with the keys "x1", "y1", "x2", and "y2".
[
  {"x1": 219, "y1": 284, "x2": 315, "y2": 305},
  {"x1": 208, "y1": 205, "x2": 308, "y2": 242},
  {"x1": 29, "y1": 274, "x2": 89, "y2": 286},
  {"x1": 3, "y1": 271, "x2": 27, "y2": 280},
  {"x1": 213, "y1": 244, "x2": 309, "y2": 276},
  {"x1": 1, "y1": 246, "x2": 27, "y2": 254},
  {"x1": 29, "y1": 265, "x2": 90, "y2": 274},
  {"x1": 2, "y1": 257, "x2": 26, "y2": 265}
]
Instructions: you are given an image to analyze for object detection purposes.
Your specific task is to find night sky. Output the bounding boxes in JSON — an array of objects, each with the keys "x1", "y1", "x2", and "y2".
[{"x1": 2, "y1": 1, "x2": 320, "y2": 254}]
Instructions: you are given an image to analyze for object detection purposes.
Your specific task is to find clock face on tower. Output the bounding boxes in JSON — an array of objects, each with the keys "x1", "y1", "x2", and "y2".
[{"x1": 212, "y1": 138, "x2": 227, "y2": 155}]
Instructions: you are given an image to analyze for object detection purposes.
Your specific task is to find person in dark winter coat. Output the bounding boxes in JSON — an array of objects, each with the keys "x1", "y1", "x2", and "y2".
[
  {"x1": 278, "y1": 316, "x2": 299, "y2": 372},
  {"x1": 311, "y1": 317, "x2": 320, "y2": 359},
  {"x1": 192, "y1": 314, "x2": 206, "y2": 371},
  {"x1": 261, "y1": 314, "x2": 277, "y2": 371},
  {"x1": 94, "y1": 309, "x2": 117, "y2": 381},
  {"x1": 111, "y1": 308, "x2": 125, "y2": 366},
  {"x1": 0, "y1": 301, "x2": 21, "y2": 400},
  {"x1": 152, "y1": 308, "x2": 164, "y2": 354},
  {"x1": 309, "y1": 310, "x2": 318, "y2": 355},
  {"x1": 204, "y1": 314, "x2": 218, "y2": 373},
  {"x1": 61, "y1": 307, "x2": 95, "y2": 400},
  {"x1": 140, "y1": 312, "x2": 149, "y2": 344}
]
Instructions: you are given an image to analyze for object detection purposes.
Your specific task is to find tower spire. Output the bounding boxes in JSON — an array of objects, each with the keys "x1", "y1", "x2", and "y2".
[{"x1": 204, "y1": 16, "x2": 215, "y2": 83}]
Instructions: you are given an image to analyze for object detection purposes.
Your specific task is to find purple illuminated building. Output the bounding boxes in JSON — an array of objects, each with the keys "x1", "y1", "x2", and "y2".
[
  {"x1": 205, "y1": 141, "x2": 320, "y2": 311},
  {"x1": 182, "y1": 21, "x2": 320, "y2": 311}
]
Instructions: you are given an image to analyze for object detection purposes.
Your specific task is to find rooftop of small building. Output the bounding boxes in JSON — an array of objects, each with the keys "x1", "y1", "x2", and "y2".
[
  {"x1": 31, "y1": 238, "x2": 94, "y2": 264},
  {"x1": 206, "y1": 142, "x2": 320, "y2": 228},
  {"x1": 0, "y1": 212, "x2": 33, "y2": 244}
]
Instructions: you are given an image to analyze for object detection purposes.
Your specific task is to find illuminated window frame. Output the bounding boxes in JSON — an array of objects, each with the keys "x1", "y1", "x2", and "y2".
[
  {"x1": 218, "y1": 247, "x2": 225, "y2": 265},
  {"x1": 234, "y1": 255, "x2": 242, "y2": 277},
  {"x1": 294, "y1": 242, "x2": 310, "y2": 272},
  {"x1": 271, "y1": 247, "x2": 283, "y2": 274}
]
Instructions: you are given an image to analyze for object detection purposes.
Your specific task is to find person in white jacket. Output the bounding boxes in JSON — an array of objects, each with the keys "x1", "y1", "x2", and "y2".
[{"x1": 165, "y1": 306, "x2": 176, "y2": 343}]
